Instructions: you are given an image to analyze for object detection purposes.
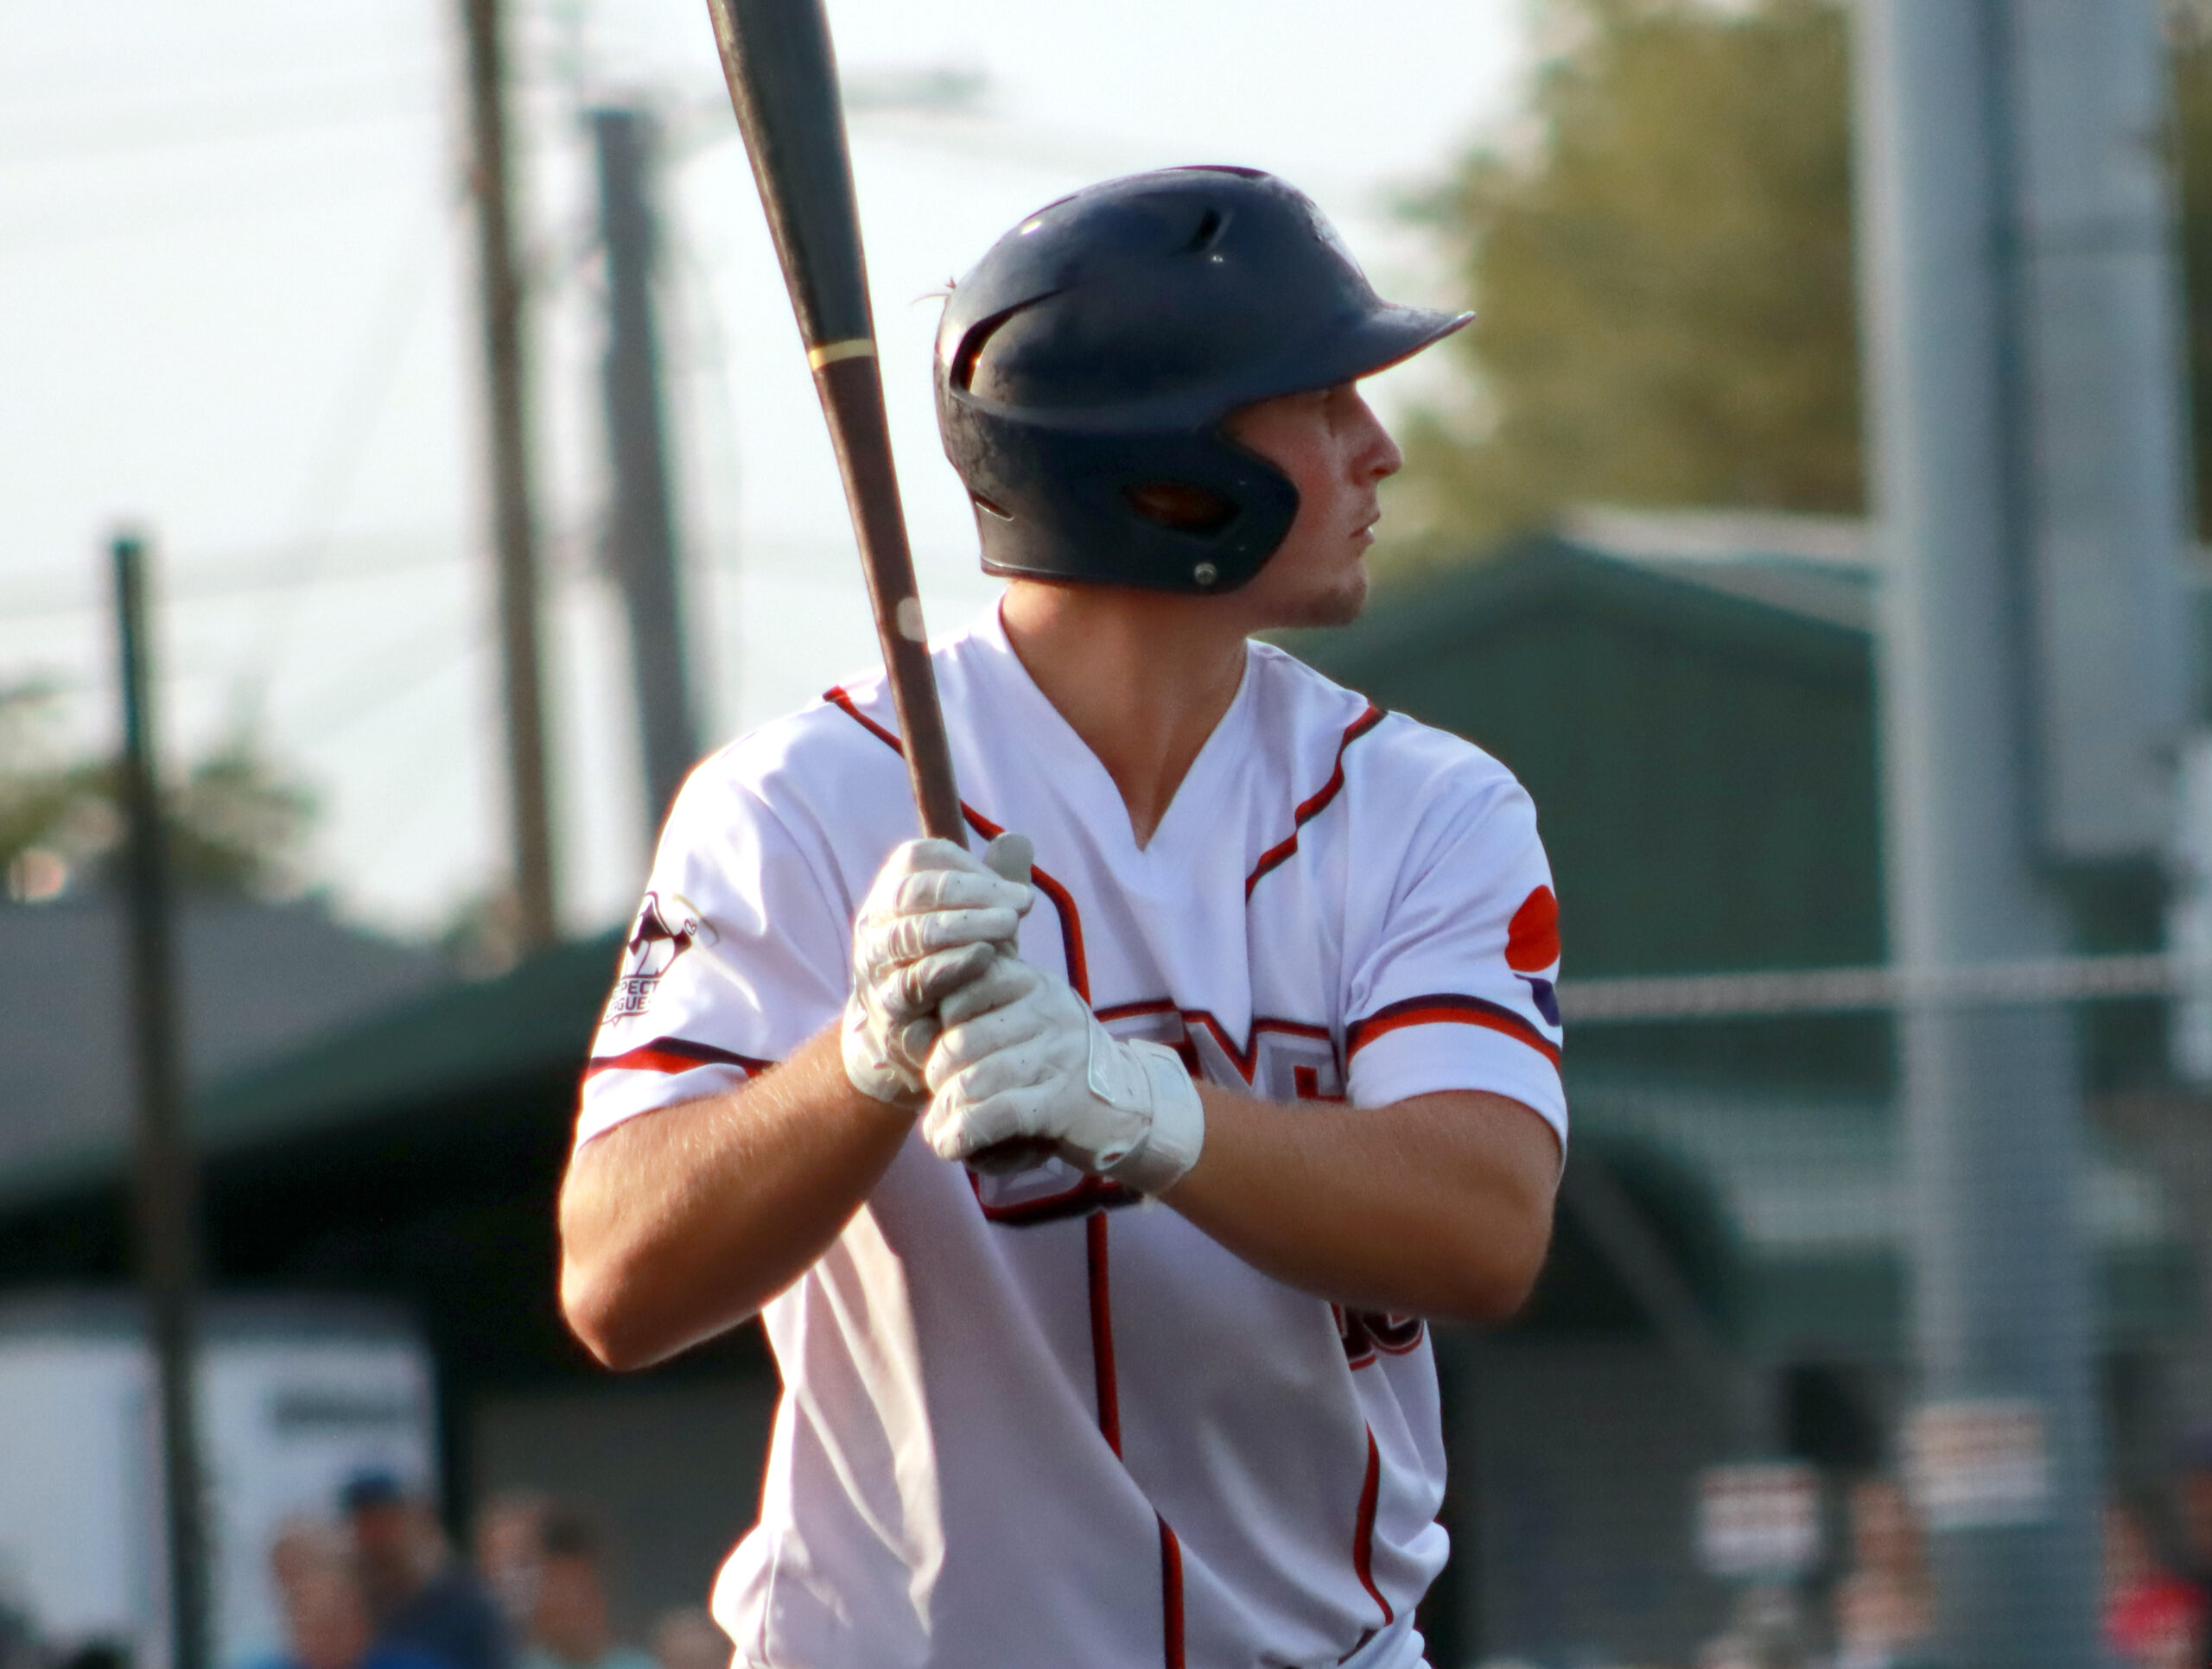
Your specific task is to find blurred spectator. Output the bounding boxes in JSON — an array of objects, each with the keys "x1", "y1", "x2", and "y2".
[
  {"x1": 645, "y1": 1610, "x2": 727, "y2": 1669},
  {"x1": 1695, "y1": 1584, "x2": 1809, "y2": 1669},
  {"x1": 342, "y1": 1473, "x2": 511, "y2": 1669},
  {"x1": 1830, "y1": 1478, "x2": 1935, "y2": 1669},
  {"x1": 2181, "y1": 1431, "x2": 2212, "y2": 1663},
  {"x1": 521, "y1": 1507, "x2": 653, "y2": 1669},
  {"x1": 473, "y1": 1495, "x2": 550, "y2": 1635},
  {"x1": 258, "y1": 1518, "x2": 446, "y2": 1669},
  {"x1": 2106, "y1": 1496, "x2": 2207, "y2": 1669}
]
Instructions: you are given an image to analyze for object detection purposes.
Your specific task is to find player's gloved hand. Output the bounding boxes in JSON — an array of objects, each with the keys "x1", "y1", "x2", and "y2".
[
  {"x1": 842, "y1": 836, "x2": 1033, "y2": 1105},
  {"x1": 920, "y1": 955, "x2": 1205, "y2": 1196}
]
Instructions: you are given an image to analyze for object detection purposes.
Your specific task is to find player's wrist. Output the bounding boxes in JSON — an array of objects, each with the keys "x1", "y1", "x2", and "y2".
[
  {"x1": 840, "y1": 1000, "x2": 925, "y2": 1106},
  {"x1": 1096, "y1": 1038, "x2": 1205, "y2": 1196}
]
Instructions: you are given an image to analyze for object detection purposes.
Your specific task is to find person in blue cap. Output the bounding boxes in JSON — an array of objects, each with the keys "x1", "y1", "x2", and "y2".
[{"x1": 340, "y1": 1472, "x2": 510, "y2": 1669}]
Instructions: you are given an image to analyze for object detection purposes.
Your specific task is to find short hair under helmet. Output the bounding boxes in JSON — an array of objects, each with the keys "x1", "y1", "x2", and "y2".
[{"x1": 934, "y1": 167, "x2": 1471, "y2": 594}]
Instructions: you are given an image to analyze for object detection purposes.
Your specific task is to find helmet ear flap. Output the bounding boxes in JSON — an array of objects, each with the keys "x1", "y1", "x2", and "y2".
[{"x1": 1126, "y1": 483, "x2": 1237, "y2": 536}]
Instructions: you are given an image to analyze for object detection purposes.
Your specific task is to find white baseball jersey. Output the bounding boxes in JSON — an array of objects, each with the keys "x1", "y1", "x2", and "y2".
[{"x1": 578, "y1": 604, "x2": 1567, "y2": 1669}]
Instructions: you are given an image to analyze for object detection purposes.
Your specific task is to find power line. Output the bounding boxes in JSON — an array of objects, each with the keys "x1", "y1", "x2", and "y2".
[
  {"x1": 0, "y1": 531, "x2": 469, "y2": 622},
  {"x1": 0, "y1": 92, "x2": 435, "y2": 171},
  {"x1": 234, "y1": 189, "x2": 460, "y2": 728}
]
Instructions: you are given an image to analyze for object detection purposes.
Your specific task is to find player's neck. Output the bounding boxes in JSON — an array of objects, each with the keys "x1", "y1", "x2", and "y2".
[{"x1": 999, "y1": 581, "x2": 1250, "y2": 849}]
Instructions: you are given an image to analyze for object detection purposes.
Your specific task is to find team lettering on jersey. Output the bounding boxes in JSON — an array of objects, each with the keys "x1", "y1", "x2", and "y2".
[{"x1": 968, "y1": 999, "x2": 1351, "y2": 1226}]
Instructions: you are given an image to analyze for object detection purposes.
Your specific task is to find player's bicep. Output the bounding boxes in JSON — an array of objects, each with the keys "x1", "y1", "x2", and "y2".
[{"x1": 1344, "y1": 777, "x2": 1567, "y2": 1149}]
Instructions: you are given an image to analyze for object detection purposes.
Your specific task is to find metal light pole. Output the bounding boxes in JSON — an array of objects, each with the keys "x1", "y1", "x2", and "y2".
[
  {"x1": 1852, "y1": 1, "x2": 2189, "y2": 1660},
  {"x1": 591, "y1": 104, "x2": 702, "y2": 833},
  {"x1": 113, "y1": 532, "x2": 210, "y2": 1669}
]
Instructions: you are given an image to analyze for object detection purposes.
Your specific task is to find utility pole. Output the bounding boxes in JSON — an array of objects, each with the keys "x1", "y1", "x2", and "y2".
[
  {"x1": 461, "y1": 0, "x2": 557, "y2": 949},
  {"x1": 1852, "y1": 3, "x2": 2188, "y2": 1662},
  {"x1": 112, "y1": 532, "x2": 209, "y2": 1669},
  {"x1": 591, "y1": 105, "x2": 702, "y2": 832}
]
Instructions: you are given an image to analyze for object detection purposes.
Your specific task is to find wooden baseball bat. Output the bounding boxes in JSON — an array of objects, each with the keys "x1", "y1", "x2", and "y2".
[
  {"x1": 703, "y1": 0, "x2": 1050, "y2": 1172},
  {"x1": 702, "y1": 0, "x2": 963, "y2": 842}
]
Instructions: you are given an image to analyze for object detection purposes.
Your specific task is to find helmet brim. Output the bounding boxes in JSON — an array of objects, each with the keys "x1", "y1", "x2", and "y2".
[{"x1": 1243, "y1": 303, "x2": 1473, "y2": 408}]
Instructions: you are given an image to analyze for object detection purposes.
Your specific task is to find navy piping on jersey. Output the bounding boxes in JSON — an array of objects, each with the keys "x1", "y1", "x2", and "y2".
[
  {"x1": 583, "y1": 1037, "x2": 774, "y2": 1079},
  {"x1": 1243, "y1": 702, "x2": 1385, "y2": 898},
  {"x1": 1346, "y1": 991, "x2": 1561, "y2": 1070}
]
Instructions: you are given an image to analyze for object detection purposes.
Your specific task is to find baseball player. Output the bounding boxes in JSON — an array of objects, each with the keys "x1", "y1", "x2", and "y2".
[{"x1": 559, "y1": 168, "x2": 1565, "y2": 1669}]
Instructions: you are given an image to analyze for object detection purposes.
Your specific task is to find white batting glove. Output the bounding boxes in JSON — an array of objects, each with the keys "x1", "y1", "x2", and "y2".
[
  {"x1": 920, "y1": 956, "x2": 1205, "y2": 1196},
  {"x1": 842, "y1": 837, "x2": 1033, "y2": 1105}
]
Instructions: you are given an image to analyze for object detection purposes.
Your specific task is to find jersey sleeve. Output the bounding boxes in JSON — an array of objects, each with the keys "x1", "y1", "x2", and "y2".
[
  {"x1": 575, "y1": 765, "x2": 852, "y2": 1149},
  {"x1": 1341, "y1": 762, "x2": 1567, "y2": 1147}
]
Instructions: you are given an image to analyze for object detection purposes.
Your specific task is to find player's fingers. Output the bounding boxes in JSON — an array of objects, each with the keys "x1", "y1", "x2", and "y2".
[
  {"x1": 922, "y1": 1082, "x2": 1053, "y2": 1161},
  {"x1": 935, "y1": 956, "x2": 1041, "y2": 1029},
  {"x1": 928, "y1": 1025, "x2": 1068, "y2": 1104},
  {"x1": 876, "y1": 836, "x2": 986, "y2": 879},
  {"x1": 889, "y1": 1013, "x2": 939, "y2": 1069},
  {"x1": 927, "y1": 997, "x2": 1063, "y2": 1084},
  {"x1": 892, "y1": 942, "x2": 999, "y2": 1014},
  {"x1": 887, "y1": 906, "x2": 1027, "y2": 963},
  {"x1": 878, "y1": 942, "x2": 993, "y2": 1019},
  {"x1": 892, "y1": 867, "x2": 1032, "y2": 917}
]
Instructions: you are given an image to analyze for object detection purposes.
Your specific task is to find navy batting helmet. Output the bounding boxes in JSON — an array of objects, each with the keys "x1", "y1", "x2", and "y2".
[{"x1": 934, "y1": 167, "x2": 1471, "y2": 595}]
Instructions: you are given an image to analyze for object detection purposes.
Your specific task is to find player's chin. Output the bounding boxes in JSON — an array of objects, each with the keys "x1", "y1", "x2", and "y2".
[{"x1": 1269, "y1": 563, "x2": 1369, "y2": 630}]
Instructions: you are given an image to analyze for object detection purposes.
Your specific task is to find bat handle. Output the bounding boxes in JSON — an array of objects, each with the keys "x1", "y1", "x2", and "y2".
[{"x1": 965, "y1": 834, "x2": 1058, "y2": 1177}]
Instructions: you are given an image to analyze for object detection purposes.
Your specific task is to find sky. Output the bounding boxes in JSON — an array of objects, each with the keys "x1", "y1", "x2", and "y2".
[{"x1": 0, "y1": 0, "x2": 1529, "y2": 940}]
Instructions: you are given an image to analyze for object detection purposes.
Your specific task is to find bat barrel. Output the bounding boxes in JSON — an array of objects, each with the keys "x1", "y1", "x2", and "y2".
[
  {"x1": 705, "y1": 0, "x2": 969, "y2": 847},
  {"x1": 706, "y1": 0, "x2": 873, "y2": 351}
]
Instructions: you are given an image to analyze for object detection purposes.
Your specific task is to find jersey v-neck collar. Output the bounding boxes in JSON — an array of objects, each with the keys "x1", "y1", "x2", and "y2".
[{"x1": 967, "y1": 600, "x2": 1257, "y2": 859}]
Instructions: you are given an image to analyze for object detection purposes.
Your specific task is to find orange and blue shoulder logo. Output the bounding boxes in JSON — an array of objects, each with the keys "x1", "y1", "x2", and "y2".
[{"x1": 1506, "y1": 885, "x2": 1561, "y2": 1026}]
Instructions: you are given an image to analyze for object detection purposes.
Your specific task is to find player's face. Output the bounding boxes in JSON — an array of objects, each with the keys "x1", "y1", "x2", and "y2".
[{"x1": 1223, "y1": 381, "x2": 1403, "y2": 628}]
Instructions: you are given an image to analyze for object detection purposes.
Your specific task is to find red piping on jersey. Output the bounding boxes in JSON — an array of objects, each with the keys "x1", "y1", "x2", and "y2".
[
  {"x1": 823, "y1": 686, "x2": 1090, "y2": 999},
  {"x1": 1158, "y1": 1518, "x2": 1186, "y2": 1669},
  {"x1": 1352, "y1": 1425, "x2": 1394, "y2": 1624},
  {"x1": 1346, "y1": 992, "x2": 1562, "y2": 1069},
  {"x1": 1244, "y1": 702, "x2": 1385, "y2": 898},
  {"x1": 1085, "y1": 1210, "x2": 1122, "y2": 1455},
  {"x1": 582, "y1": 1037, "x2": 773, "y2": 1079},
  {"x1": 969, "y1": 1171, "x2": 1137, "y2": 1228},
  {"x1": 822, "y1": 684, "x2": 905, "y2": 751},
  {"x1": 957, "y1": 803, "x2": 1090, "y2": 1000}
]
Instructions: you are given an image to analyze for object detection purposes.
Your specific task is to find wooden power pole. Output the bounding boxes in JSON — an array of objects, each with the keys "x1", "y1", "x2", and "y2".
[
  {"x1": 112, "y1": 531, "x2": 211, "y2": 1669},
  {"x1": 461, "y1": 0, "x2": 556, "y2": 949}
]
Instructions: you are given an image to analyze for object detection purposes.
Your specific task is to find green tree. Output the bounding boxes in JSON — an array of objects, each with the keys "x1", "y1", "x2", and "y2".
[
  {"x1": 1396, "y1": 0, "x2": 1862, "y2": 551},
  {"x1": 0, "y1": 681, "x2": 316, "y2": 902},
  {"x1": 1399, "y1": 0, "x2": 2212, "y2": 555}
]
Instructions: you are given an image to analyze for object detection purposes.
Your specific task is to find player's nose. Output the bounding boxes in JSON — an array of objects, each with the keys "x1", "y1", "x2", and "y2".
[{"x1": 1348, "y1": 390, "x2": 1402, "y2": 482}]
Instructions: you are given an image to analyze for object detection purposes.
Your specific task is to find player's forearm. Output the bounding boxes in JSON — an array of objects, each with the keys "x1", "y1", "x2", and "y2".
[
  {"x1": 558, "y1": 1025, "x2": 913, "y2": 1369},
  {"x1": 1164, "y1": 1087, "x2": 1559, "y2": 1323}
]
